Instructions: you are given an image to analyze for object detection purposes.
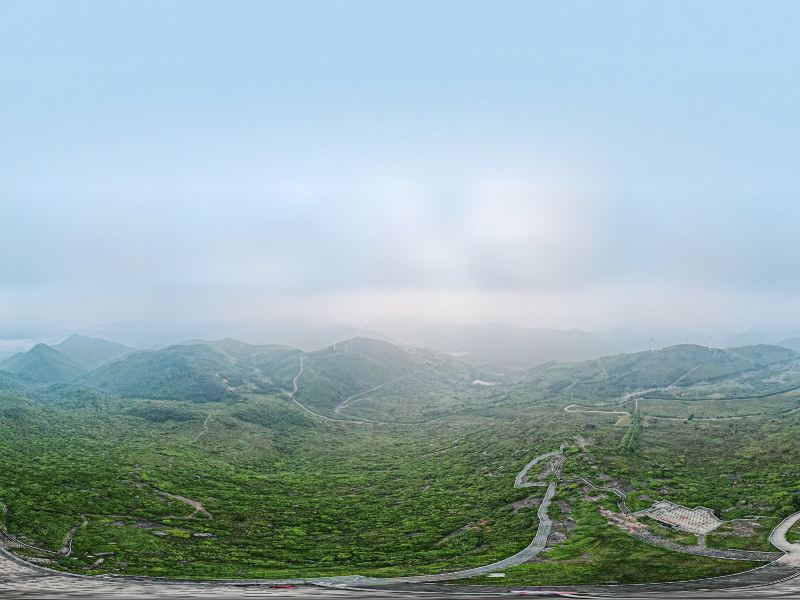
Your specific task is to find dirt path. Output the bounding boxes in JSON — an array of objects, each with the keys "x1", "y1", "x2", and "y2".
[
  {"x1": 563, "y1": 387, "x2": 658, "y2": 420},
  {"x1": 564, "y1": 404, "x2": 631, "y2": 416},
  {"x1": 3, "y1": 446, "x2": 800, "y2": 595},
  {"x1": 667, "y1": 351, "x2": 718, "y2": 387},
  {"x1": 580, "y1": 476, "x2": 631, "y2": 514},
  {"x1": 192, "y1": 411, "x2": 218, "y2": 443},
  {"x1": 155, "y1": 490, "x2": 212, "y2": 520},
  {"x1": 59, "y1": 515, "x2": 88, "y2": 556},
  {"x1": 353, "y1": 446, "x2": 565, "y2": 584},
  {"x1": 0, "y1": 447, "x2": 565, "y2": 586},
  {"x1": 563, "y1": 352, "x2": 773, "y2": 424},
  {"x1": 598, "y1": 360, "x2": 609, "y2": 379},
  {"x1": 285, "y1": 357, "x2": 372, "y2": 424},
  {"x1": 334, "y1": 372, "x2": 411, "y2": 416}
]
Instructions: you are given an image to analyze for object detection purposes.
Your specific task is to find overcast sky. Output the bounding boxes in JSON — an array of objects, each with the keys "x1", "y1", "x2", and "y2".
[{"x1": 2, "y1": 1, "x2": 800, "y2": 337}]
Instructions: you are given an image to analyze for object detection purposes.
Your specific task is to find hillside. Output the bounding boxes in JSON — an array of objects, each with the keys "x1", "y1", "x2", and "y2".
[
  {"x1": 185, "y1": 338, "x2": 301, "y2": 374},
  {"x1": 0, "y1": 343, "x2": 86, "y2": 384},
  {"x1": 292, "y1": 337, "x2": 481, "y2": 419},
  {"x1": 78, "y1": 336, "x2": 481, "y2": 418},
  {"x1": 81, "y1": 344, "x2": 242, "y2": 403},
  {"x1": 516, "y1": 344, "x2": 798, "y2": 402},
  {"x1": 1, "y1": 335, "x2": 797, "y2": 586},
  {"x1": 53, "y1": 334, "x2": 135, "y2": 370},
  {"x1": 777, "y1": 337, "x2": 800, "y2": 353},
  {"x1": 81, "y1": 341, "x2": 301, "y2": 402},
  {"x1": 0, "y1": 369, "x2": 24, "y2": 391}
]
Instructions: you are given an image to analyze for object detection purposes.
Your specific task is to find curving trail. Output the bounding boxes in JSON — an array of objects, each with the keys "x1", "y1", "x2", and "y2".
[
  {"x1": 192, "y1": 411, "x2": 219, "y2": 443},
  {"x1": 333, "y1": 373, "x2": 411, "y2": 417},
  {"x1": 579, "y1": 476, "x2": 630, "y2": 514},
  {"x1": 4, "y1": 350, "x2": 800, "y2": 596},
  {"x1": 0, "y1": 447, "x2": 565, "y2": 591},
  {"x1": 2, "y1": 445, "x2": 800, "y2": 596},
  {"x1": 285, "y1": 357, "x2": 371, "y2": 425},
  {"x1": 770, "y1": 512, "x2": 800, "y2": 566},
  {"x1": 155, "y1": 489, "x2": 212, "y2": 520},
  {"x1": 564, "y1": 404, "x2": 631, "y2": 416},
  {"x1": 365, "y1": 446, "x2": 565, "y2": 583},
  {"x1": 563, "y1": 388, "x2": 658, "y2": 420}
]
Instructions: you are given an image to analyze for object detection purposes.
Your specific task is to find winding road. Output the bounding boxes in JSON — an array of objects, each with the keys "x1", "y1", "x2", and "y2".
[
  {"x1": 0, "y1": 447, "x2": 563, "y2": 591},
  {"x1": 770, "y1": 513, "x2": 800, "y2": 566},
  {"x1": 2, "y1": 443, "x2": 800, "y2": 597},
  {"x1": 3, "y1": 349, "x2": 800, "y2": 596},
  {"x1": 285, "y1": 357, "x2": 371, "y2": 425}
]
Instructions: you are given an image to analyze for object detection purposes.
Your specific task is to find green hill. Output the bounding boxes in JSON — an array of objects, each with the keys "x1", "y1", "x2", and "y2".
[
  {"x1": 292, "y1": 337, "x2": 480, "y2": 419},
  {"x1": 0, "y1": 343, "x2": 86, "y2": 384},
  {"x1": 777, "y1": 337, "x2": 800, "y2": 353},
  {"x1": 190, "y1": 338, "x2": 301, "y2": 378},
  {"x1": 53, "y1": 334, "x2": 135, "y2": 370},
  {"x1": 0, "y1": 369, "x2": 24, "y2": 391},
  {"x1": 95, "y1": 336, "x2": 483, "y2": 419},
  {"x1": 81, "y1": 344, "x2": 243, "y2": 403},
  {"x1": 517, "y1": 344, "x2": 798, "y2": 401},
  {"x1": 1, "y1": 336, "x2": 798, "y2": 584},
  {"x1": 81, "y1": 342, "x2": 301, "y2": 402}
]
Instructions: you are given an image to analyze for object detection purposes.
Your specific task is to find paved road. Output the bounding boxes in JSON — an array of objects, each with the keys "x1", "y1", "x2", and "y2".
[
  {"x1": 629, "y1": 529, "x2": 782, "y2": 562},
  {"x1": 514, "y1": 450, "x2": 562, "y2": 488},
  {"x1": 0, "y1": 448, "x2": 563, "y2": 594},
  {"x1": 3, "y1": 443, "x2": 799, "y2": 598},
  {"x1": 346, "y1": 481, "x2": 558, "y2": 585},
  {"x1": 770, "y1": 512, "x2": 800, "y2": 566}
]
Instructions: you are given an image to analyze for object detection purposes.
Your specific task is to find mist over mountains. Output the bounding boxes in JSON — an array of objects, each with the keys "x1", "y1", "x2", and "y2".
[
  {"x1": 3, "y1": 321, "x2": 800, "y2": 403},
  {"x1": 3, "y1": 320, "x2": 800, "y2": 369}
]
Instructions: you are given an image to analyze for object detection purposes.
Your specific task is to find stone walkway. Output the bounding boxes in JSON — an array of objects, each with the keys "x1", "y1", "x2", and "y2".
[{"x1": 631, "y1": 529, "x2": 783, "y2": 562}]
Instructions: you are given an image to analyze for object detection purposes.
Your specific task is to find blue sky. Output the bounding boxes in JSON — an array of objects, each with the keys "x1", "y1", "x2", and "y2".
[{"x1": 2, "y1": 1, "x2": 800, "y2": 335}]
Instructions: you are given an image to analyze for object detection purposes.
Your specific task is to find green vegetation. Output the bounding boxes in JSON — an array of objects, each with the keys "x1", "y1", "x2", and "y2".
[
  {"x1": 468, "y1": 490, "x2": 759, "y2": 585},
  {"x1": 788, "y1": 521, "x2": 800, "y2": 544},
  {"x1": 708, "y1": 519, "x2": 778, "y2": 552},
  {"x1": 0, "y1": 343, "x2": 86, "y2": 384},
  {"x1": 1, "y1": 338, "x2": 799, "y2": 585},
  {"x1": 620, "y1": 410, "x2": 641, "y2": 452},
  {"x1": 53, "y1": 333, "x2": 135, "y2": 370}
]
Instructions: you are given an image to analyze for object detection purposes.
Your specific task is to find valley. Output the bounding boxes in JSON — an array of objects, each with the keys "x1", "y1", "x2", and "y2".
[{"x1": 1, "y1": 334, "x2": 799, "y2": 593}]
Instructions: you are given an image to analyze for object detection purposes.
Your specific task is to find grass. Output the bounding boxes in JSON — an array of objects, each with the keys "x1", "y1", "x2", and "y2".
[
  {"x1": 467, "y1": 488, "x2": 760, "y2": 586},
  {"x1": 788, "y1": 522, "x2": 800, "y2": 544},
  {"x1": 2, "y1": 352, "x2": 799, "y2": 585}
]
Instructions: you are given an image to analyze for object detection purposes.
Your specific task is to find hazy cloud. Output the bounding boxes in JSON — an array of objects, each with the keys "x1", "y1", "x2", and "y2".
[{"x1": 2, "y1": 1, "x2": 799, "y2": 335}]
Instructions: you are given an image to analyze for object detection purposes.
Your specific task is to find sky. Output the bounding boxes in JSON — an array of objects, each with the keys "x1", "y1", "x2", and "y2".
[{"x1": 2, "y1": 1, "x2": 800, "y2": 340}]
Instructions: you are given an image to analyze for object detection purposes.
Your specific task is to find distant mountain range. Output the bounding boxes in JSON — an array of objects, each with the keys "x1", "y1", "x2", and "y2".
[
  {"x1": 0, "y1": 343, "x2": 85, "y2": 384},
  {"x1": 4, "y1": 323, "x2": 800, "y2": 404},
  {"x1": 519, "y1": 343, "x2": 797, "y2": 396},
  {"x1": 80, "y1": 340, "x2": 301, "y2": 403},
  {"x1": 0, "y1": 334, "x2": 475, "y2": 410},
  {"x1": 364, "y1": 321, "x2": 775, "y2": 371},
  {"x1": 0, "y1": 334, "x2": 136, "y2": 385},
  {"x1": 2, "y1": 330, "x2": 800, "y2": 427},
  {"x1": 6, "y1": 320, "x2": 800, "y2": 368},
  {"x1": 53, "y1": 333, "x2": 134, "y2": 370}
]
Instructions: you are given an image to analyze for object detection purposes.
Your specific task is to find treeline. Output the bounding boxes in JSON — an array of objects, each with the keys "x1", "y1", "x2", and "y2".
[{"x1": 620, "y1": 411, "x2": 641, "y2": 452}]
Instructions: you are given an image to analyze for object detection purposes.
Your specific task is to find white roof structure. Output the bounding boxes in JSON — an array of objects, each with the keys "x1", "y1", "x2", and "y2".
[{"x1": 635, "y1": 501, "x2": 722, "y2": 535}]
